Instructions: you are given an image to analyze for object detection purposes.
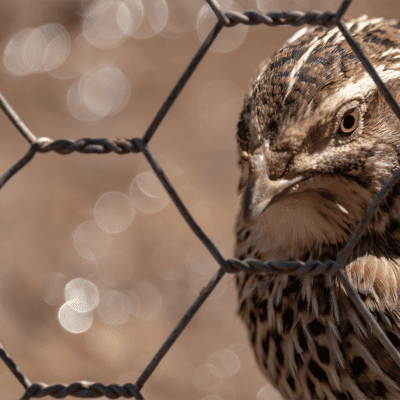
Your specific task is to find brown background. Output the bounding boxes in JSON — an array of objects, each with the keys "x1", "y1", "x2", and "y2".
[{"x1": 0, "y1": 1, "x2": 399, "y2": 399}]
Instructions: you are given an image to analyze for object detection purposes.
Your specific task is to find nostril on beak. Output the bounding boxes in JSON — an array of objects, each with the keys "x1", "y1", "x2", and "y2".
[{"x1": 241, "y1": 150, "x2": 302, "y2": 224}]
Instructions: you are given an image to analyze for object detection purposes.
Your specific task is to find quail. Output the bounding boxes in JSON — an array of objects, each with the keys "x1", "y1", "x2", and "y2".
[{"x1": 235, "y1": 16, "x2": 400, "y2": 400}]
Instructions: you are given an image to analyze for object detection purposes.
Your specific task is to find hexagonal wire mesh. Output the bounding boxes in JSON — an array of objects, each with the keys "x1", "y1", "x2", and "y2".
[{"x1": 1, "y1": 0, "x2": 400, "y2": 398}]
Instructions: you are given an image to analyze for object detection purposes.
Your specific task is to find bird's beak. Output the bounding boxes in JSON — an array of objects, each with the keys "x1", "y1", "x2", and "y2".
[{"x1": 242, "y1": 152, "x2": 303, "y2": 224}]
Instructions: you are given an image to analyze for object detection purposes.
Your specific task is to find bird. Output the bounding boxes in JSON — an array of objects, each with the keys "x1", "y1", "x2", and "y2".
[{"x1": 235, "y1": 15, "x2": 400, "y2": 400}]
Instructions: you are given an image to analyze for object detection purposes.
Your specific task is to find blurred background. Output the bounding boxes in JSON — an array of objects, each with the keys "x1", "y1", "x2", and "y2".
[{"x1": 0, "y1": 0, "x2": 399, "y2": 399}]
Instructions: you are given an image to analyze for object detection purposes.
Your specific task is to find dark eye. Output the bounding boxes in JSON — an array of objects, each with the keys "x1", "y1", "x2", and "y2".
[{"x1": 337, "y1": 107, "x2": 360, "y2": 136}]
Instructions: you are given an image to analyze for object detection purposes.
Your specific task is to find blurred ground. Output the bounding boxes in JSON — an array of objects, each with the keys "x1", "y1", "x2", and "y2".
[{"x1": 0, "y1": 1, "x2": 399, "y2": 399}]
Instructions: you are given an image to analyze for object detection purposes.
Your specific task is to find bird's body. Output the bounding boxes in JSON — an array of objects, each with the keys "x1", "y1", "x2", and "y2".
[{"x1": 235, "y1": 16, "x2": 400, "y2": 400}]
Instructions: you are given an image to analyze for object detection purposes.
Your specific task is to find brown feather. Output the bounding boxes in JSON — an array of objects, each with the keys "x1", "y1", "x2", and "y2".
[{"x1": 236, "y1": 16, "x2": 400, "y2": 400}]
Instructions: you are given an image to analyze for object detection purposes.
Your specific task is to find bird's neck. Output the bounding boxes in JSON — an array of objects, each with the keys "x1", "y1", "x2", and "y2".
[{"x1": 236, "y1": 184, "x2": 400, "y2": 314}]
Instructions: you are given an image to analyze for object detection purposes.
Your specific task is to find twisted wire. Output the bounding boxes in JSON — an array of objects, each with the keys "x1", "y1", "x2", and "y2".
[
  {"x1": 1, "y1": 0, "x2": 400, "y2": 398},
  {"x1": 0, "y1": 344, "x2": 31, "y2": 389},
  {"x1": 205, "y1": 0, "x2": 351, "y2": 27},
  {"x1": 20, "y1": 382, "x2": 144, "y2": 400}
]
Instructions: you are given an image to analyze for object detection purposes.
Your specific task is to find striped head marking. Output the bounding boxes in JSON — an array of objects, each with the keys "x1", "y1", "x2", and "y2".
[{"x1": 238, "y1": 16, "x2": 400, "y2": 155}]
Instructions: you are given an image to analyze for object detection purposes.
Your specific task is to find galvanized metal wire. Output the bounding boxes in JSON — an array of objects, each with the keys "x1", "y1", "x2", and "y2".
[{"x1": 1, "y1": 0, "x2": 400, "y2": 398}]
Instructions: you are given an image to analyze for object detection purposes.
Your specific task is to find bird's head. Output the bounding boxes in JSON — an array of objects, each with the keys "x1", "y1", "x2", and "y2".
[{"x1": 236, "y1": 16, "x2": 400, "y2": 262}]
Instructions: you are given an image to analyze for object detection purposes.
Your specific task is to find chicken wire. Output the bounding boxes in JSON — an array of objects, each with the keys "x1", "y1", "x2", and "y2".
[{"x1": 0, "y1": 0, "x2": 399, "y2": 398}]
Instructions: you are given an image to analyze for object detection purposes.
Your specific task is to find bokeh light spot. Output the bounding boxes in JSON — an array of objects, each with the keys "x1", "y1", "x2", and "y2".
[
  {"x1": 73, "y1": 220, "x2": 113, "y2": 260},
  {"x1": 58, "y1": 300, "x2": 93, "y2": 333},
  {"x1": 130, "y1": 0, "x2": 168, "y2": 39},
  {"x1": 41, "y1": 23, "x2": 71, "y2": 71},
  {"x1": 208, "y1": 348, "x2": 240, "y2": 379},
  {"x1": 3, "y1": 23, "x2": 70, "y2": 76},
  {"x1": 94, "y1": 192, "x2": 135, "y2": 234},
  {"x1": 192, "y1": 364, "x2": 223, "y2": 392},
  {"x1": 187, "y1": 244, "x2": 218, "y2": 277},
  {"x1": 197, "y1": 2, "x2": 248, "y2": 53},
  {"x1": 67, "y1": 67, "x2": 131, "y2": 121},
  {"x1": 64, "y1": 277, "x2": 100, "y2": 313},
  {"x1": 130, "y1": 171, "x2": 169, "y2": 213},
  {"x1": 84, "y1": 0, "x2": 132, "y2": 48},
  {"x1": 82, "y1": 67, "x2": 131, "y2": 117},
  {"x1": 257, "y1": 385, "x2": 281, "y2": 400},
  {"x1": 227, "y1": 343, "x2": 255, "y2": 372},
  {"x1": 49, "y1": 34, "x2": 92, "y2": 80}
]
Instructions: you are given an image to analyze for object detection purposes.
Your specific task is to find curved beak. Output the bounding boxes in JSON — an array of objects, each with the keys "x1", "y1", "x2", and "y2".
[{"x1": 242, "y1": 152, "x2": 303, "y2": 223}]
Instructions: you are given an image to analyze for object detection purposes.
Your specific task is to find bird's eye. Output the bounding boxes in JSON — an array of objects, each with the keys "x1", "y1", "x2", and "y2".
[{"x1": 337, "y1": 107, "x2": 360, "y2": 136}]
